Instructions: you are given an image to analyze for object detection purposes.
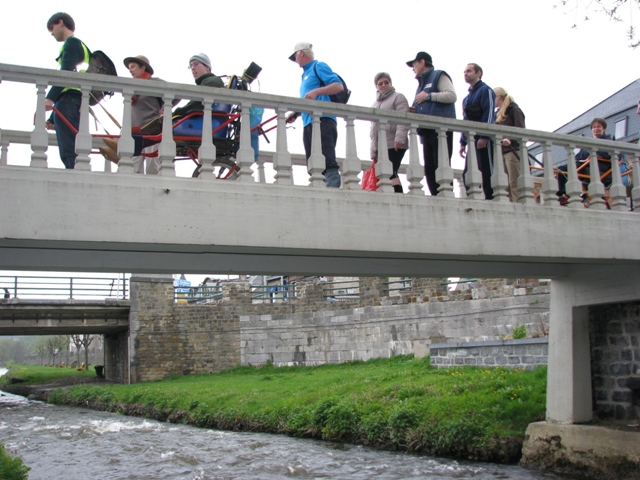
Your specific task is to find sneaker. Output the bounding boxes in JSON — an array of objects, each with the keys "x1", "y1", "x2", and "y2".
[{"x1": 558, "y1": 195, "x2": 569, "y2": 206}]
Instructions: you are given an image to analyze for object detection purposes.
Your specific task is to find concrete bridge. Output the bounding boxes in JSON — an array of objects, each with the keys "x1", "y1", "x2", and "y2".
[{"x1": 1, "y1": 63, "x2": 640, "y2": 471}]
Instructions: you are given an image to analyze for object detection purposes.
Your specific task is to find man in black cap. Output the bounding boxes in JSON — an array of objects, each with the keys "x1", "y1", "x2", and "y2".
[{"x1": 406, "y1": 52, "x2": 457, "y2": 196}]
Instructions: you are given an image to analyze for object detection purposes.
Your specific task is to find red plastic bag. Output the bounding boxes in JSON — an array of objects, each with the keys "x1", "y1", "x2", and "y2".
[{"x1": 362, "y1": 162, "x2": 378, "y2": 191}]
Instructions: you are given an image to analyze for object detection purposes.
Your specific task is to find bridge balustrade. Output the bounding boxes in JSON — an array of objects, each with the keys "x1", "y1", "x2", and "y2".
[
  {"x1": 2, "y1": 62, "x2": 639, "y2": 212},
  {"x1": 0, "y1": 274, "x2": 128, "y2": 300}
]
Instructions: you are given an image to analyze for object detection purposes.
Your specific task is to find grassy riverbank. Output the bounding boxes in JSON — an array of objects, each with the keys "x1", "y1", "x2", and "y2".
[
  {"x1": 0, "y1": 444, "x2": 29, "y2": 480},
  {"x1": 2, "y1": 356, "x2": 547, "y2": 463}
]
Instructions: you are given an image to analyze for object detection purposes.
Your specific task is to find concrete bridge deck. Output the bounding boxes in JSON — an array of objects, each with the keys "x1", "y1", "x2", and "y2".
[{"x1": 0, "y1": 299, "x2": 130, "y2": 335}]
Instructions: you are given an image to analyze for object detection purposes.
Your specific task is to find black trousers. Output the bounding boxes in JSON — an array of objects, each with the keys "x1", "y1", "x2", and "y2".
[
  {"x1": 463, "y1": 139, "x2": 494, "y2": 200},
  {"x1": 420, "y1": 129, "x2": 453, "y2": 196}
]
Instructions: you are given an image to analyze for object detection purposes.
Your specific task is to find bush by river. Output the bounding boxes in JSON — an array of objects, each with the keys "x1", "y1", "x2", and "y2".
[{"x1": 1, "y1": 356, "x2": 547, "y2": 463}]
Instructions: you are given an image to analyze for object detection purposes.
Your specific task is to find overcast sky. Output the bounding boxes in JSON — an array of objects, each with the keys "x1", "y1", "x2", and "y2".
[{"x1": 1, "y1": 0, "x2": 638, "y2": 282}]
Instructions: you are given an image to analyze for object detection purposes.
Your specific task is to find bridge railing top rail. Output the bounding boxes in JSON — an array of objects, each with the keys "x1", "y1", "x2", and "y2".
[
  {"x1": 0, "y1": 275, "x2": 128, "y2": 300},
  {"x1": 1, "y1": 62, "x2": 639, "y2": 211}
]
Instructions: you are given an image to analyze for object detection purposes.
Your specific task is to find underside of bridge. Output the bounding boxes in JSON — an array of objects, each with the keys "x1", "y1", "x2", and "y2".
[
  {"x1": 0, "y1": 301, "x2": 130, "y2": 335},
  {"x1": 0, "y1": 300, "x2": 130, "y2": 384}
]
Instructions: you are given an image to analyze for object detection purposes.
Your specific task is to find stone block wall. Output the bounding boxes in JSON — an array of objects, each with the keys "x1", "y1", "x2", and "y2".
[
  {"x1": 429, "y1": 338, "x2": 548, "y2": 370},
  {"x1": 240, "y1": 294, "x2": 550, "y2": 367},
  {"x1": 128, "y1": 276, "x2": 551, "y2": 381},
  {"x1": 589, "y1": 301, "x2": 640, "y2": 421}
]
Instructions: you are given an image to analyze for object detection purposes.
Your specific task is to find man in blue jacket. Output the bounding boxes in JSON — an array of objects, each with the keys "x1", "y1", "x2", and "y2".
[
  {"x1": 459, "y1": 63, "x2": 496, "y2": 200},
  {"x1": 286, "y1": 42, "x2": 344, "y2": 188},
  {"x1": 407, "y1": 51, "x2": 457, "y2": 196}
]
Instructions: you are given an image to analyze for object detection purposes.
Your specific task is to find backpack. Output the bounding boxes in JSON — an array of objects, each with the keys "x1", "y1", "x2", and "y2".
[
  {"x1": 313, "y1": 63, "x2": 351, "y2": 104},
  {"x1": 85, "y1": 49, "x2": 118, "y2": 106}
]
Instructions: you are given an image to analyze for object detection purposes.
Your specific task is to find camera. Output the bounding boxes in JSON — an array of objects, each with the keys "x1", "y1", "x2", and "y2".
[{"x1": 241, "y1": 62, "x2": 262, "y2": 84}]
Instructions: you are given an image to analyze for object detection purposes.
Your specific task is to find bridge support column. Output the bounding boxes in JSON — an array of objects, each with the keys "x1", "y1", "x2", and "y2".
[
  {"x1": 104, "y1": 331, "x2": 129, "y2": 384},
  {"x1": 129, "y1": 274, "x2": 175, "y2": 383},
  {"x1": 546, "y1": 264, "x2": 640, "y2": 424},
  {"x1": 546, "y1": 278, "x2": 592, "y2": 423}
]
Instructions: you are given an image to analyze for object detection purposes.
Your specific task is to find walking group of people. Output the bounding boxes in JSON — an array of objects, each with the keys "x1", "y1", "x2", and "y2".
[
  {"x1": 44, "y1": 11, "x2": 620, "y2": 202},
  {"x1": 367, "y1": 52, "x2": 525, "y2": 200}
]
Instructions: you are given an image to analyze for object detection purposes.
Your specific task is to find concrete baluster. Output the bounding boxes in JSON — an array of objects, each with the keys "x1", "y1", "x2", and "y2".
[
  {"x1": 540, "y1": 141, "x2": 557, "y2": 206},
  {"x1": 406, "y1": 125, "x2": 423, "y2": 195},
  {"x1": 518, "y1": 137, "x2": 536, "y2": 205},
  {"x1": 74, "y1": 86, "x2": 93, "y2": 171},
  {"x1": 631, "y1": 152, "x2": 640, "y2": 211},
  {"x1": 463, "y1": 131, "x2": 483, "y2": 199},
  {"x1": 273, "y1": 107, "x2": 293, "y2": 185},
  {"x1": 118, "y1": 89, "x2": 135, "y2": 173},
  {"x1": 586, "y1": 147, "x2": 606, "y2": 210},
  {"x1": 607, "y1": 148, "x2": 627, "y2": 211},
  {"x1": 376, "y1": 120, "x2": 393, "y2": 192},
  {"x1": 435, "y1": 127, "x2": 454, "y2": 197},
  {"x1": 0, "y1": 139, "x2": 7, "y2": 167},
  {"x1": 158, "y1": 94, "x2": 177, "y2": 177},
  {"x1": 342, "y1": 116, "x2": 361, "y2": 190},
  {"x1": 490, "y1": 134, "x2": 510, "y2": 202},
  {"x1": 30, "y1": 83, "x2": 49, "y2": 168},
  {"x1": 236, "y1": 103, "x2": 255, "y2": 183},
  {"x1": 197, "y1": 97, "x2": 216, "y2": 180},
  {"x1": 308, "y1": 111, "x2": 325, "y2": 187},
  {"x1": 565, "y1": 144, "x2": 584, "y2": 208}
]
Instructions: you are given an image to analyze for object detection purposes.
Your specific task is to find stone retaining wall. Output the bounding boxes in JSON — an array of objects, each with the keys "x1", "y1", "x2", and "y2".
[
  {"x1": 240, "y1": 295, "x2": 550, "y2": 367},
  {"x1": 429, "y1": 338, "x2": 548, "y2": 370},
  {"x1": 129, "y1": 276, "x2": 551, "y2": 380},
  {"x1": 589, "y1": 300, "x2": 640, "y2": 421}
]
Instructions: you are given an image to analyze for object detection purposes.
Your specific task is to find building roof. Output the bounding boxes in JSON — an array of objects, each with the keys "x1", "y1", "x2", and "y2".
[
  {"x1": 528, "y1": 78, "x2": 640, "y2": 166},
  {"x1": 553, "y1": 79, "x2": 640, "y2": 135}
]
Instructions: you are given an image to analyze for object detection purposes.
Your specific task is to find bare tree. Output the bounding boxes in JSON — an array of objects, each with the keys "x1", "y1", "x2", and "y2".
[
  {"x1": 70, "y1": 335, "x2": 84, "y2": 367},
  {"x1": 555, "y1": 0, "x2": 640, "y2": 47},
  {"x1": 81, "y1": 335, "x2": 95, "y2": 370},
  {"x1": 46, "y1": 335, "x2": 69, "y2": 366},
  {"x1": 34, "y1": 339, "x2": 48, "y2": 365}
]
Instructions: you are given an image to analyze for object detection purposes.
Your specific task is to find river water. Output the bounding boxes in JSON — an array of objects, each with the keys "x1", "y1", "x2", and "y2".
[{"x1": 0, "y1": 369, "x2": 577, "y2": 480}]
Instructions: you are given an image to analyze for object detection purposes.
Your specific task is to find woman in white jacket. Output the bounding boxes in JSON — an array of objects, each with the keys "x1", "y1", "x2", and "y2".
[{"x1": 370, "y1": 72, "x2": 410, "y2": 193}]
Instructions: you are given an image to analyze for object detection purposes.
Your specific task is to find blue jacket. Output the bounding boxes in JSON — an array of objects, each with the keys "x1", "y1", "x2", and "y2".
[
  {"x1": 413, "y1": 69, "x2": 456, "y2": 119},
  {"x1": 299, "y1": 60, "x2": 341, "y2": 127},
  {"x1": 460, "y1": 80, "x2": 495, "y2": 146},
  {"x1": 575, "y1": 133, "x2": 612, "y2": 161}
]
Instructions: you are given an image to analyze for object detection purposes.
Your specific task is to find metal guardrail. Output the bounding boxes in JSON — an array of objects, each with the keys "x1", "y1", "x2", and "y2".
[
  {"x1": 322, "y1": 281, "x2": 359, "y2": 300},
  {"x1": 0, "y1": 275, "x2": 128, "y2": 299},
  {"x1": 174, "y1": 285, "x2": 223, "y2": 304},
  {"x1": 384, "y1": 277, "x2": 412, "y2": 293},
  {"x1": 251, "y1": 284, "x2": 296, "y2": 303}
]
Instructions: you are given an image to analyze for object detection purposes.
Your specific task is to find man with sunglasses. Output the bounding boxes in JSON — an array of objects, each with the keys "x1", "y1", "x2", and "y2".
[{"x1": 406, "y1": 51, "x2": 457, "y2": 196}]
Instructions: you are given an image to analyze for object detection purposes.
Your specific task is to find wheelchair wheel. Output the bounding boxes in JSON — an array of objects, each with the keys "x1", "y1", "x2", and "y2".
[{"x1": 192, "y1": 157, "x2": 240, "y2": 180}]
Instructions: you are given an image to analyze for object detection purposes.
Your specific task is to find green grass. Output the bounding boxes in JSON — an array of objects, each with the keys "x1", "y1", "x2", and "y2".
[
  {"x1": 0, "y1": 444, "x2": 29, "y2": 480},
  {"x1": 0, "y1": 364, "x2": 97, "y2": 385},
  {"x1": 5, "y1": 356, "x2": 547, "y2": 462}
]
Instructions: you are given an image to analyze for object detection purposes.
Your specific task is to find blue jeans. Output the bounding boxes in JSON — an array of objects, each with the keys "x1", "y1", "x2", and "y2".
[{"x1": 52, "y1": 91, "x2": 81, "y2": 169}]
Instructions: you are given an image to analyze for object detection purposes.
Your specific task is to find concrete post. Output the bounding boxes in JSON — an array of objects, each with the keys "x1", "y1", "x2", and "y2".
[
  {"x1": 296, "y1": 281, "x2": 325, "y2": 311},
  {"x1": 546, "y1": 278, "x2": 593, "y2": 423},
  {"x1": 221, "y1": 282, "x2": 251, "y2": 305},
  {"x1": 359, "y1": 277, "x2": 387, "y2": 306}
]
